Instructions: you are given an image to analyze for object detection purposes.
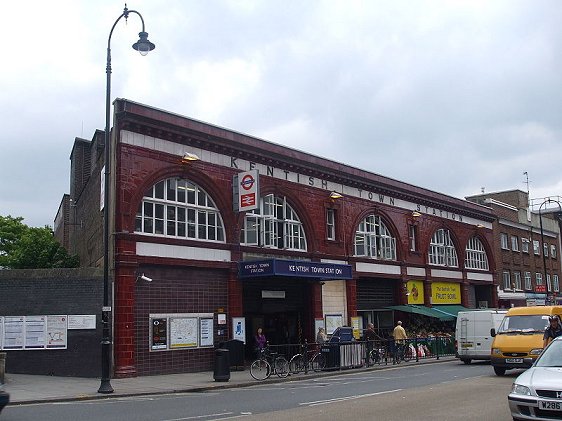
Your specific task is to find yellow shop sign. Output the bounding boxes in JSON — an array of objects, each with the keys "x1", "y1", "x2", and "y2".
[
  {"x1": 407, "y1": 281, "x2": 424, "y2": 305},
  {"x1": 431, "y1": 282, "x2": 461, "y2": 304}
]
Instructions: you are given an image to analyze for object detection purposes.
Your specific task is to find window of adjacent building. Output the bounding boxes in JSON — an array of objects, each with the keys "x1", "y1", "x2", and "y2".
[
  {"x1": 511, "y1": 236, "x2": 519, "y2": 252},
  {"x1": 502, "y1": 271, "x2": 511, "y2": 290},
  {"x1": 554, "y1": 275, "x2": 560, "y2": 293},
  {"x1": 543, "y1": 243, "x2": 549, "y2": 258},
  {"x1": 547, "y1": 274, "x2": 552, "y2": 292},
  {"x1": 354, "y1": 214, "x2": 396, "y2": 260},
  {"x1": 521, "y1": 238, "x2": 530, "y2": 253},
  {"x1": 464, "y1": 237, "x2": 489, "y2": 270},
  {"x1": 524, "y1": 272, "x2": 532, "y2": 290},
  {"x1": 533, "y1": 240, "x2": 540, "y2": 255},
  {"x1": 513, "y1": 271, "x2": 522, "y2": 290},
  {"x1": 429, "y1": 228, "x2": 458, "y2": 267},
  {"x1": 551, "y1": 244, "x2": 557, "y2": 259},
  {"x1": 326, "y1": 208, "x2": 336, "y2": 241},
  {"x1": 240, "y1": 194, "x2": 307, "y2": 251},
  {"x1": 536, "y1": 272, "x2": 543, "y2": 285},
  {"x1": 135, "y1": 178, "x2": 225, "y2": 242},
  {"x1": 408, "y1": 225, "x2": 417, "y2": 252},
  {"x1": 500, "y1": 233, "x2": 509, "y2": 250}
]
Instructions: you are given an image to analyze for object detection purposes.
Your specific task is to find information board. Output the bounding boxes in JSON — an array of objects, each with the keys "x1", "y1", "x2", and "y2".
[
  {"x1": 199, "y1": 318, "x2": 214, "y2": 347},
  {"x1": 47, "y1": 315, "x2": 68, "y2": 349},
  {"x1": 170, "y1": 317, "x2": 198, "y2": 349},
  {"x1": 151, "y1": 318, "x2": 168, "y2": 350},
  {"x1": 3, "y1": 316, "x2": 24, "y2": 350},
  {"x1": 24, "y1": 316, "x2": 46, "y2": 349},
  {"x1": 68, "y1": 315, "x2": 96, "y2": 330}
]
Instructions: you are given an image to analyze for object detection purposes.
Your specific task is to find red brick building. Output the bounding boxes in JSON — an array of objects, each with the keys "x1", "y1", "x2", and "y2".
[{"x1": 58, "y1": 99, "x2": 496, "y2": 377}]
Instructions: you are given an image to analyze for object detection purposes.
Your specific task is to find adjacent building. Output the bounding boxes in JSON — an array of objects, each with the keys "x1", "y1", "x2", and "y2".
[{"x1": 56, "y1": 99, "x2": 496, "y2": 376}]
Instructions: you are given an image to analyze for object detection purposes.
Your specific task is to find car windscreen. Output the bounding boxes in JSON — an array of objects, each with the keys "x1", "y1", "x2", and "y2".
[
  {"x1": 497, "y1": 315, "x2": 549, "y2": 334},
  {"x1": 535, "y1": 340, "x2": 562, "y2": 367}
]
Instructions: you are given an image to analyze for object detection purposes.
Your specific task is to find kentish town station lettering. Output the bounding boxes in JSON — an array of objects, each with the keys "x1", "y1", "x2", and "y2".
[{"x1": 230, "y1": 156, "x2": 464, "y2": 223}]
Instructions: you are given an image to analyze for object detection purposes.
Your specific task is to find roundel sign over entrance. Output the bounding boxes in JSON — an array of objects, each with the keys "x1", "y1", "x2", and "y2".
[{"x1": 234, "y1": 169, "x2": 259, "y2": 212}]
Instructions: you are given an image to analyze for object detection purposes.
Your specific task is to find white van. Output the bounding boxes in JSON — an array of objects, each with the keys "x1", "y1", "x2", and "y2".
[{"x1": 456, "y1": 309, "x2": 507, "y2": 364}]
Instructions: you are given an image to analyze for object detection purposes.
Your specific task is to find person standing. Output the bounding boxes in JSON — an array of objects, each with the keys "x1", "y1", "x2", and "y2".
[
  {"x1": 392, "y1": 321, "x2": 407, "y2": 363},
  {"x1": 543, "y1": 315, "x2": 562, "y2": 348},
  {"x1": 364, "y1": 322, "x2": 380, "y2": 365},
  {"x1": 316, "y1": 327, "x2": 327, "y2": 344},
  {"x1": 254, "y1": 327, "x2": 267, "y2": 357}
]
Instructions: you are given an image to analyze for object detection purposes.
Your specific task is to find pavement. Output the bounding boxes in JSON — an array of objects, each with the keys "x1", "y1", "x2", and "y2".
[{"x1": 3, "y1": 355, "x2": 456, "y2": 406}]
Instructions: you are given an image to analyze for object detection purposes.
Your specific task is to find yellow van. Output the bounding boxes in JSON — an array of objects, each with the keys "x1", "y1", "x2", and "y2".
[{"x1": 490, "y1": 306, "x2": 562, "y2": 376}]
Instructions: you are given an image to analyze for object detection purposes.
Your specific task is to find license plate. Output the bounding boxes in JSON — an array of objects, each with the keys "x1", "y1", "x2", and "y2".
[
  {"x1": 505, "y1": 358, "x2": 523, "y2": 364},
  {"x1": 539, "y1": 401, "x2": 562, "y2": 411}
]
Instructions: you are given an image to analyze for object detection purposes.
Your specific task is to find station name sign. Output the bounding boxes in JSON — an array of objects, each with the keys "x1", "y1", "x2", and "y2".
[{"x1": 239, "y1": 259, "x2": 352, "y2": 280}]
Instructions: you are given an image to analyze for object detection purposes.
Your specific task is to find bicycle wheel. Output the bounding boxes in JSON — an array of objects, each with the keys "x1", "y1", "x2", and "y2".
[
  {"x1": 289, "y1": 354, "x2": 305, "y2": 374},
  {"x1": 250, "y1": 359, "x2": 271, "y2": 381},
  {"x1": 402, "y1": 344, "x2": 414, "y2": 362},
  {"x1": 274, "y1": 356, "x2": 290, "y2": 378},
  {"x1": 311, "y1": 352, "x2": 326, "y2": 372},
  {"x1": 370, "y1": 349, "x2": 381, "y2": 365}
]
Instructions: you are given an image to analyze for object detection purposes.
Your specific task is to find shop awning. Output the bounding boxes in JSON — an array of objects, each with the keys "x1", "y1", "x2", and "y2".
[
  {"x1": 431, "y1": 305, "x2": 469, "y2": 318},
  {"x1": 386, "y1": 305, "x2": 455, "y2": 321}
]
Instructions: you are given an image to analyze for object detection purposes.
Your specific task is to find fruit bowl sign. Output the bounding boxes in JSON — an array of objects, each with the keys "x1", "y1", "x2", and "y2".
[{"x1": 431, "y1": 282, "x2": 461, "y2": 304}]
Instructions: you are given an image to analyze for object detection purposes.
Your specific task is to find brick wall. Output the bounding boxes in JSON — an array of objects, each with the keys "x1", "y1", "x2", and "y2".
[{"x1": 0, "y1": 268, "x2": 103, "y2": 377}]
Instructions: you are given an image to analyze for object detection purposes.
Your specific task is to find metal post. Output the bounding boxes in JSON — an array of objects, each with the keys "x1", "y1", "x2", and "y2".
[
  {"x1": 98, "y1": 6, "x2": 155, "y2": 394},
  {"x1": 539, "y1": 204, "x2": 549, "y2": 305}
]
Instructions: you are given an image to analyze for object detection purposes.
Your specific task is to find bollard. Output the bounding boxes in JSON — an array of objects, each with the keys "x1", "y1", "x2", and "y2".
[{"x1": 0, "y1": 352, "x2": 5, "y2": 384}]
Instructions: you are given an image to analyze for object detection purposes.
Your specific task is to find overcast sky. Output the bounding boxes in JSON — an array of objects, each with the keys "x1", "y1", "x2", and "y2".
[{"x1": 2, "y1": 0, "x2": 562, "y2": 228}]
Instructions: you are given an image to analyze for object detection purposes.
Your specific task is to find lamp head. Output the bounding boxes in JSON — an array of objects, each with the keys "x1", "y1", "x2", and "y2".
[
  {"x1": 181, "y1": 152, "x2": 201, "y2": 163},
  {"x1": 137, "y1": 273, "x2": 153, "y2": 282},
  {"x1": 132, "y1": 31, "x2": 155, "y2": 56},
  {"x1": 329, "y1": 191, "x2": 343, "y2": 200}
]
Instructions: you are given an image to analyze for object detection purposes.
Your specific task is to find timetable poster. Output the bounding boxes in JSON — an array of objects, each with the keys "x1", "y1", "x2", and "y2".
[
  {"x1": 199, "y1": 318, "x2": 214, "y2": 347},
  {"x1": 25, "y1": 316, "x2": 47, "y2": 349},
  {"x1": 151, "y1": 318, "x2": 168, "y2": 350},
  {"x1": 47, "y1": 315, "x2": 68, "y2": 349},
  {"x1": 170, "y1": 317, "x2": 198, "y2": 349},
  {"x1": 4, "y1": 316, "x2": 25, "y2": 350}
]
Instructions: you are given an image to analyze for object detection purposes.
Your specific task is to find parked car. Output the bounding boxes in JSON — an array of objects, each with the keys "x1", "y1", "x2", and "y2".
[
  {"x1": 0, "y1": 383, "x2": 9, "y2": 414},
  {"x1": 328, "y1": 326, "x2": 355, "y2": 343},
  {"x1": 508, "y1": 336, "x2": 562, "y2": 420}
]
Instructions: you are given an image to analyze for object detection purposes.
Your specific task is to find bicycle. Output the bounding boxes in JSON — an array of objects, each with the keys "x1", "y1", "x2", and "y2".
[
  {"x1": 288, "y1": 346, "x2": 326, "y2": 374},
  {"x1": 250, "y1": 346, "x2": 290, "y2": 380},
  {"x1": 393, "y1": 341, "x2": 414, "y2": 364},
  {"x1": 367, "y1": 344, "x2": 387, "y2": 365}
]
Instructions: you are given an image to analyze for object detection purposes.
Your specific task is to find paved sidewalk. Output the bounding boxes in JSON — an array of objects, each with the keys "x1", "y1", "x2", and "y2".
[{"x1": 4, "y1": 356, "x2": 456, "y2": 405}]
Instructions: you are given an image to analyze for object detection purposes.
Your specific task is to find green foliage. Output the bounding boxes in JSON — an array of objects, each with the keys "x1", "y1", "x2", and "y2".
[{"x1": 0, "y1": 215, "x2": 79, "y2": 269}]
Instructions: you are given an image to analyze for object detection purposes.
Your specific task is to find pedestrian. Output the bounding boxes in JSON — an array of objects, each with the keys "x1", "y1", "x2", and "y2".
[
  {"x1": 392, "y1": 321, "x2": 407, "y2": 363},
  {"x1": 316, "y1": 327, "x2": 327, "y2": 344},
  {"x1": 543, "y1": 315, "x2": 562, "y2": 348},
  {"x1": 364, "y1": 322, "x2": 381, "y2": 365},
  {"x1": 254, "y1": 327, "x2": 267, "y2": 357}
]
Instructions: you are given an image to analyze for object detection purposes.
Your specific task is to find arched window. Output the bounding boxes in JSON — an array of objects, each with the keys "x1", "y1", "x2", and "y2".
[
  {"x1": 429, "y1": 228, "x2": 458, "y2": 267},
  {"x1": 135, "y1": 178, "x2": 225, "y2": 242},
  {"x1": 354, "y1": 214, "x2": 396, "y2": 260},
  {"x1": 240, "y1": 194, "x2": 307, "y2": 251},
  {"x1": 465, "y1": 237, "x2": 489, "y2": 270}
]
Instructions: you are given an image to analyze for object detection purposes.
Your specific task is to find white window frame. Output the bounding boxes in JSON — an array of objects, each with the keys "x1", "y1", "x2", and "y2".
[
  {"x1": 354, "y1": 214, "x2": 397, "y2": 260},
  {"x1": 511, "y1": 236, "x2": 519, "y2": 252},
  {"x1": 533, "y1": 240, "x2": 540, "y2": 255},
  {"x1": 409, "y1": 225, "x2": 417, "y2": 252},
  {"x1": 554, "y1": 274, "x2": 560, "y2": 293},
  {"x1": 521, "y1": 238, "x2": 530, "y2": 253},
  {"x1": 547, "y1": 274, "x2": 552, "y2": 292},
  {"x1": 135, "y1": 178, "x2": 225, "y2": 243},
  {"x1": 241, "y1": 194, "x2": 307, "y2": 251},
  {"x1": 326, "y1": 208, "x2": 336, "y2": 241},
  {"x1": 513, "y1": 271, "x2": 522, "y2": 291},
  {"x1": 429, "y1": 228, "x2": 458, "y2": 267},
  {"x1": 544, "y1": 243, "x2": 549, "y2": 258},
  {"x1": 502, "y1": 271, "x2": 511, "y2": 290},
  {"x1": 464, "y1": 237, "x2": 489, "y2": 270},
  {"x1": 524, "y1": 272, "x2": 532, "y2": 290},
  {"x1": 500, "y1": 233, "x2": 509, "y2": 250},
  {"x1": 536, "y1": 272, "x2": 543, "y2": 286},
  {"x1": 551, "y1": 244, "x2": 557, "y2": 259}
]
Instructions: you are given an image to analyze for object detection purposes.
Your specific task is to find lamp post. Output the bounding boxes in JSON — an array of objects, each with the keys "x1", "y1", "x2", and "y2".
[
  {"x1": 538, "y1": 198, "x2": 562, "y2": 307},
  {"x1": 99, "y1": 5, "x2": 155, "y2": 394}
]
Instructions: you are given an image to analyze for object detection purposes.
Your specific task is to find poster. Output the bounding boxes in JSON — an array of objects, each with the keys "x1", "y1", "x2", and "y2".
[
  {"x1": 25, "y1": 316, "x2": 46, "y2": 349},
  {"x1": 68, "y1": 315, "x2": 96, "y2": 330},
  {"x1": 232, "y1": 317, "x2": 246, "y2": 343},
  {"x1": 407, "y1": 280, "x2": 425, "y2": 305},
  {"x1": 47, "y1": 315, "x2": 68, "y2": 349},
  {"x1": 325, "y1": 314, "x2": 343, "y2": 335},
  {"x1": 3, "y1": 316, "x2": 24, "y2": 350},
  {"x1": 151, "y1": 318, "x2": 168, "y2": 350},
  {"x1": 170, "y1": 317, "x2": 198, "y2": 348},
  {"x1": 350, "y1": 316, "x2": 361, "y2": 340},
  {"x1": 199, "y1": 318, "x2": 214, "y2": 347}
]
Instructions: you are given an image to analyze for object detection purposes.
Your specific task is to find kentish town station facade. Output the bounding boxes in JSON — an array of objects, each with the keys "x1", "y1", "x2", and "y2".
[{"x1": 60, "y1": 99, "x2": 496, "y2": 376}]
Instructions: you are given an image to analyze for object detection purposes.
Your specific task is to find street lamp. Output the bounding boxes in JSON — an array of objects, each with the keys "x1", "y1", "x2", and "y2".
[
  {"x1": 99, "y1": 5, "x2": 155, "y2": 394},
  {"x1": 538, "y1": 198, "x2": 562, "y2": 307}
]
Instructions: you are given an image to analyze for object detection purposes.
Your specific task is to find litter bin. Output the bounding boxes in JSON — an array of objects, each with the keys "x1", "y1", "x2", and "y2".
[
  {"x1": 213, "y1": 348, "x2": 230, "y2": 382},
  {"x1": 220, "y1": 339, "x2": 245, "y2": 370},
  {"x1": 321, "y1": 343, "x2": 340, "y2": 369}
]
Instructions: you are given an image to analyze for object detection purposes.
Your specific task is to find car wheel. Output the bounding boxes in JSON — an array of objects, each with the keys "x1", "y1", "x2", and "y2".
[
  {"x1": 462, "y1": 359, "x2": 472, "y2": 365},
  {"x1": 493, "y1": 366, "x2": 506, "y2": 376}
]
